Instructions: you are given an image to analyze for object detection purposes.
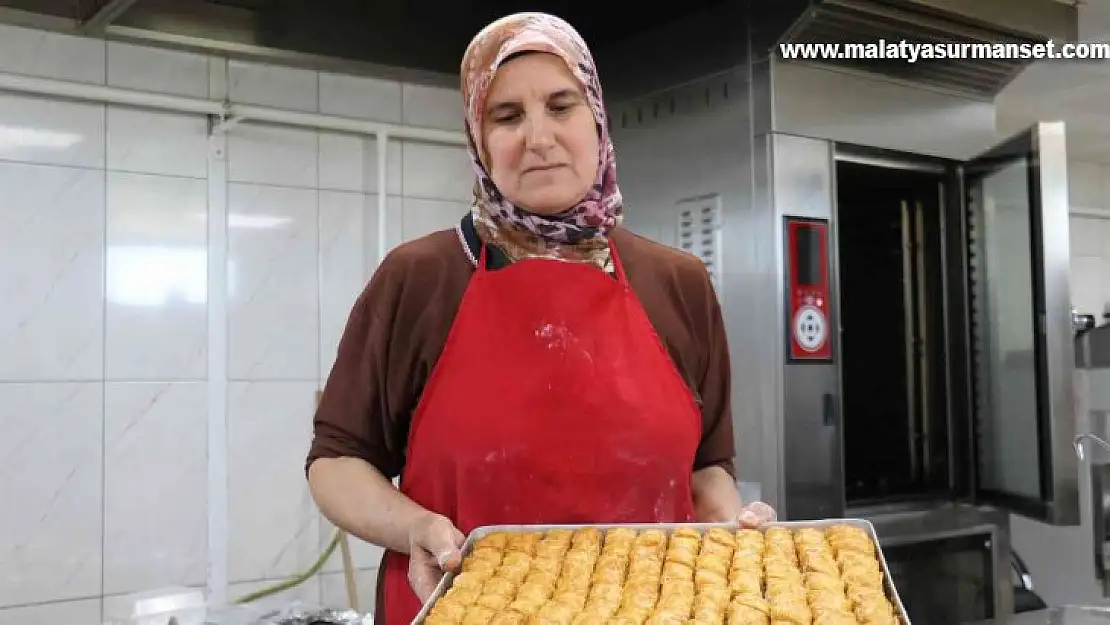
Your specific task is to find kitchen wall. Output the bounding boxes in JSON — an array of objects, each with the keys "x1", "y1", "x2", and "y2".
[
  {"x1": 0, "y1": 23, "x2": 471, "y2": 624},
  {"x1": 1068, "y1": 161, "x2": 1110, "y2": 318}
]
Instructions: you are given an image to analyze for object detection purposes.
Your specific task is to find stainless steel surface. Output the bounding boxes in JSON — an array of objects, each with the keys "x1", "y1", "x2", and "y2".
[
  {"x1": 861, "y1": 504, "x2": 1013, "y2": 621},
  {"x1": 913, "y1": 201, "x2": 931, "y2": 481},
  {"x1": 614, "y1": 11, "x2": 1077, "y2": 621},
  {"x1": 1037, "y1": 122, "x2": 1081, "y2": 524},
  {"x1": 749, "y1": 62, "x2": 781, "y2": 518},
  {"x1": 901, "y1": 200, "x2": 919, "y2": 479},
  {"x1": 1076, "y1": 434, "x2": 1110, "y2": 463},
  {"x1": 1075, "y1": 325, "x2": 1110, "y2": 597},
  {"x1": 752, "y1": 131, "x2": 785, "y2": 515},
  {"x1": 971, "y1": 605, "x2": 1110, "y2": 624},
  {"x1": 835, "y1": 152, "x2": 948, "y2": 174},
  {"x1": 776, "y1": 0, "x2": 1079, "y2": 98},
  {"x1": 412, "y1": 520, "x2": 911, "y2": 625},
  {"x1": 749, "y1": 57, "x2": 775, "y2": 137},
  {"x1": 773, "y1": 134, "x2": 843, "y2": 522}
]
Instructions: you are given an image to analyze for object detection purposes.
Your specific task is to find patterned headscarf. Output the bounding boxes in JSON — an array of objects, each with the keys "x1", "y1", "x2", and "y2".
[{"x1": 460, "y1": 12, "x2": 623, "y2": 269}]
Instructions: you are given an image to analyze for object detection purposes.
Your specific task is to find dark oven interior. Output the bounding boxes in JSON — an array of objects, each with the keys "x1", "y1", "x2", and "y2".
[{"x1": 835, "y1": 159, "x2": 963, "y2": 506}]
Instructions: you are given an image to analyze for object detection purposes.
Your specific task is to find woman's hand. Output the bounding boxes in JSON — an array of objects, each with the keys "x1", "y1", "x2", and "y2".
[
  {"x1": 738, "y1": 501, "x2": 777, "y2": 528},
  {"x1": 407, "y1": 512, "x2": 466, "y2": 602}
]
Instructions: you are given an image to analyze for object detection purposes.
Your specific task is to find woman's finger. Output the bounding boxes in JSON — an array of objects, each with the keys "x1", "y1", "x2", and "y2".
[{"x1": 738, "y1": 501, "x2": 778, "y2": 527}]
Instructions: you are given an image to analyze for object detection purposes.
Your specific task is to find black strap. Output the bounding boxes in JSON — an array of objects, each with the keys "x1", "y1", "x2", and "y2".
[{"x1": 459, "y1": 212, "x2": 510, "y2": 270}]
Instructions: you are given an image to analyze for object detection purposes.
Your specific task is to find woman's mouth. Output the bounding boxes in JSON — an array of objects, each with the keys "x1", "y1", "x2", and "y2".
[{"x1": 524, "y1": 164, "x2": 566, "y2": 174}]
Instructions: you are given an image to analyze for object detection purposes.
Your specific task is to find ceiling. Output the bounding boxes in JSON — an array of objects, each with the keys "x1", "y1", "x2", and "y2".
[
  {"x1": 995, "y1": 0, "x2": 1110, "y2": 163},
  {"x1": 0, "y1": 0, "x2": 732, "y2": 84}
]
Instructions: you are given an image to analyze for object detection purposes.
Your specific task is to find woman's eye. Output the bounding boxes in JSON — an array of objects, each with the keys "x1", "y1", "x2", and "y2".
[{"x1": 493, "y1": 112, "x2": 520, "y2": 124}]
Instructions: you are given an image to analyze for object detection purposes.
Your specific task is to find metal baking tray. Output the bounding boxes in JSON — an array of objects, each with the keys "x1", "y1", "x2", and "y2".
[{"x1": 412, "y1": 519, "x2": 911, "y2": 624}]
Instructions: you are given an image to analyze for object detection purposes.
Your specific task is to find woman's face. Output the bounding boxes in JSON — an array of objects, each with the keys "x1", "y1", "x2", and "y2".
[{"x1": 481, "y1": 52, "x2": 600, "y2": 215}]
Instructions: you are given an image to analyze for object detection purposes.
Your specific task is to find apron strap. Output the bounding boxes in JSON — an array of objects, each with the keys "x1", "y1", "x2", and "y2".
[
  {"x1": 609, "y1": 240, "x2": 629, "y2": 285},
  {"x1": 477, "y1": 245, "x2": 489, "y2": 272},
  {"x1": 458, "y1": 212, "x2": 508, "y2": 271}
]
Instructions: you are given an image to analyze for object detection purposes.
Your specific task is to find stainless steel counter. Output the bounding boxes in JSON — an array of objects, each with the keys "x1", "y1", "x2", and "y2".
[{"x1": 972, "y1": 606, "x2": 1110, "y2": 624}]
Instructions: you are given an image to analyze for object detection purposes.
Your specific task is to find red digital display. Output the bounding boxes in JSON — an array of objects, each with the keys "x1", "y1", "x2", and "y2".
[{"x1": 787, "y1": 219, "x2": 831, "y2": 361}]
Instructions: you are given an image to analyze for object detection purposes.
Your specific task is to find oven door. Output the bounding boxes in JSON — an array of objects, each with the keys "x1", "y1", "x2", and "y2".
[{"x1": 962, "y1": 121, "x2": 1080, "y2": 525}]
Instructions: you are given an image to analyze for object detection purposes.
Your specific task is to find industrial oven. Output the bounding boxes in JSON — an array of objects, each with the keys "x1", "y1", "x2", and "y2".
[
  {"x1": 766, "y1": 126, "x2": 1075, "y2": 623},
  {"x1": 602, "y1": 1, "x2": 1083, "y2": 622}
]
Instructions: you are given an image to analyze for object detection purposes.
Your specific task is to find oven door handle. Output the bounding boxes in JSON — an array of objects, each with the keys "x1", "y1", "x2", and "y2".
[
  {"x1": 822, "y1": 392, "x2": 837, "y2": 427},
  {"x1": 1011, "y1": 551, "x2": 1034, "y2": 591}
]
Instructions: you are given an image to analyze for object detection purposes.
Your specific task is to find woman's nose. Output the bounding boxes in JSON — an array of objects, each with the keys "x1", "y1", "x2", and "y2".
[{"x1": 524, "y1": 117, "x2": 555, "y2": 150}]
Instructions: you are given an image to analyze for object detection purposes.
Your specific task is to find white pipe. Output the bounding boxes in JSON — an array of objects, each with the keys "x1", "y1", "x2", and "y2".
[
  {"x1": 205, "y1": 128, "x2": 230, "y2": 607},
  {"x1": 378, "y1": 131, "x2": 389, "y2": 264},
  {"x1": 0, "y1": 71, "x2": 222, "y2": 115},
  {"x1": 0, "y1": 71, "x2": 468, "y2": 146},
  {"x1": 231, "y1": 103, "x2": 466, "y2": 146}
]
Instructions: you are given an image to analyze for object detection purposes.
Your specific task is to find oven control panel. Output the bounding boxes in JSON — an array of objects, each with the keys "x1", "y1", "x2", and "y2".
[{"x1": 786, "y1": 217, "x2": 832, "y2": 361}]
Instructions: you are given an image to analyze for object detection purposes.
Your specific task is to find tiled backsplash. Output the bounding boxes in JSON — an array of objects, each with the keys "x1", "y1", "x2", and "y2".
[{"x1": 0, "y1": 22, "x2": 471, "y2": 624}]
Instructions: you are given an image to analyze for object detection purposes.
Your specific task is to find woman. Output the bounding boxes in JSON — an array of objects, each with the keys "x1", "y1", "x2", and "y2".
[{"x1": 306, "y1": 12, "x2": 776, "y2": 624}]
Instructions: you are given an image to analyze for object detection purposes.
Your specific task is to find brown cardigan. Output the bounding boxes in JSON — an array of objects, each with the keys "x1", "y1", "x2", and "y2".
[{"x1": 306, "y1": 224, "x2": 736, "y2": 479}]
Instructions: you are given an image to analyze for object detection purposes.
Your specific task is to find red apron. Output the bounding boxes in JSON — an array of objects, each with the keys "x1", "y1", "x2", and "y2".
[{"x1": 381, "y1": 243, "x2": 702, "y2": 625}]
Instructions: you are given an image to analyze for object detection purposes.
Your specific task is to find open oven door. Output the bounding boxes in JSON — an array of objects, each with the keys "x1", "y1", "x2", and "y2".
[{"x1": 963, "y1": 121, "x2": 1080, "y2": 525}]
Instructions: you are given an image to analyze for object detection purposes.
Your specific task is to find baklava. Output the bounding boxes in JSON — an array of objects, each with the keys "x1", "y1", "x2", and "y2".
[{"x1": 422, "y1": 525, "x2": 900, "y2": 625}]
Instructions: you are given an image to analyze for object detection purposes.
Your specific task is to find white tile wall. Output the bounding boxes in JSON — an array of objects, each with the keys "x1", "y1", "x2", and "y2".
[
  {"x1": 318, "y1": 133, "x2": 403, "y2": 193},
  {"x1": 400, "y1": 197, "x2": 470, "y2": 242},
  {"x1": 320, "y1": 568, "x2": 380, "y2": 610},
  {"x1": 0, "y1": 23, "x2": 105, "y2": 84},
  {"x1": 105, "y1": 172, "x2": 209, "y2": 381},
  {"x1": 107, "y1": 42, "x2": 210, "y2": 98},
  {"x1": 227, "y1": 184, "x2": 319, "y2": 381},
  {"x1": 228, "y1": 61, "x2": 318, "y2": 112},
  {"x1": 228, "y1": 124, "x2": 319, "y2": 188},
  {"x1": 228, "y1": 381, "x2": 320, "y2": 582},
  {"x1": 0, "y1": 94, "x2": 105, "y2": 168},
  {"x1": 107, "y1": 108, "x2": 209, "y2": 178},
  {"x1": 401, "y1": 142, "x2": 473, "y2": 201},
  {"x1": 1068, "y1": 161, "x2": 1110, "y2": 317},
  {"x1": 320, "y1": 72, "x2": 402, "y2": 122},
  {"x1": 402, "y1": 83, "x2": 464, "y2": 131},
  {"x1": 319, "y1": 191, "x2": 376, "y2": 377},
  {"x1": 0, "y1": 383, "x2": 103, "y2": 607},
  {"x1": 102, "y1": 382, "x2": 208, "y2": 594},
  {"x1": 0, "y1": 597, "x2": 102, "y2": 625},
  {"x1": 0, "y1": 21, "x2": 469, "y2": 619},
  {"x1": 0, "y1": 163, "x2": 105, "y2": 381}
]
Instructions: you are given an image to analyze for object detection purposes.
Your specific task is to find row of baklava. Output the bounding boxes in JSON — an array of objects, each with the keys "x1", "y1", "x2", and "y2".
[
  {"x1": 726, "y1": 529, "x2": 771, "y2": 624},
  {"x1": 423, "y1": 526, "x2": 900, "y2": 625},
  {"x1": 820, "y1": 526, "x2": 898, "y2": 625}
]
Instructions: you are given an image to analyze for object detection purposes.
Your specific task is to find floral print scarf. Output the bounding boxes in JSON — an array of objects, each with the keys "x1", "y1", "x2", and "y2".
[{"x1": 460, "y1": 12, "x2": 622, "y2": 270}]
